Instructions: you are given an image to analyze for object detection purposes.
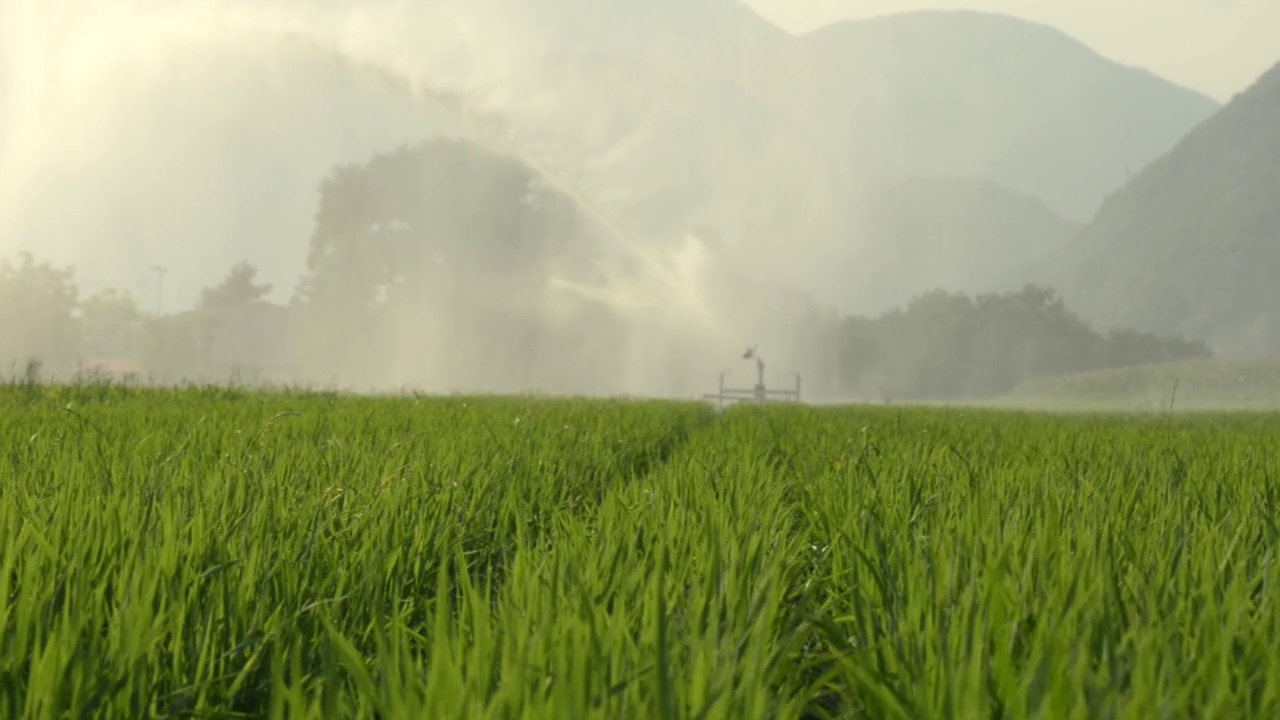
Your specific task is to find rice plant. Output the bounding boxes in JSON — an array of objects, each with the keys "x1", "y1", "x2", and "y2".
[{"x1": 1, "y1": 386, "x2": 1276, "y2": 718}]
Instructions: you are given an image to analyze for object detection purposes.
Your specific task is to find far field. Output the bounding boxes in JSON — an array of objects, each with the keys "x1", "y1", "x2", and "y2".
[
  {"x1": 1, "y1": 383, "x2": 1278, "y2": 718},
  {"x1": 1003, "y1": 356, "x2": 1280, "y2": 411}
]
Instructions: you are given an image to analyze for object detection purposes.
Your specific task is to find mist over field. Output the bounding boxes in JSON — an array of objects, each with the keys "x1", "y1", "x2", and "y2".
[{"x1": 1, "y1": 0, "x2": 1276, "y2": 404}]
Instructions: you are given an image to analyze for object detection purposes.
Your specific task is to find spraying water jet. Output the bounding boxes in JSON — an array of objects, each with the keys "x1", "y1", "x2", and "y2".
[{"x1": 2, "y1": 1, "x2": 814, "y2": 398}]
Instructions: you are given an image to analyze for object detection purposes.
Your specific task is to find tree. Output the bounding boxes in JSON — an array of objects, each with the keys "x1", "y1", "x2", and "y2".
[
  {"x1": 0, "y1": 252, "x2": 81, "y2": 375},
  {"x1": 79, "y1": 288, "x2": 141, "y2": 359},
  {"x1": 137, "y1": 314, "x2": 207, "y2": 382},
  {"x1": 193, "y1": 262, "x2": 291, "y2": 379},
  {"x1": 200, "y1": 262, "x2": 272, "y2": 310},
  {"x1": 292, "y1": 138, "x2": 602, "y2": 388},
  {"x1": 830, "y1": 284, "x2": 1211, "y2": 401}
]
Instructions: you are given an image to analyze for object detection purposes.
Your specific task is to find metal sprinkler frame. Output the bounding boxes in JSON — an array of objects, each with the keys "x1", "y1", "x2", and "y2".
[{"x1": 703, "y1": 346, "x2": 801, "y2": 408}]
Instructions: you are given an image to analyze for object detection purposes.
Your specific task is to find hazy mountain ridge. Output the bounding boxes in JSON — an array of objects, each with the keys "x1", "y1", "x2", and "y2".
[
  {"x1": 1035, "y1": 59, "x2": 1280, "y2": 356},
  {"x1": 759, "y1": 11, "x2": 1220, "y2": 222},
  {"x1": 743, "y1": 0, "x2": 1280, "y2": 103}
]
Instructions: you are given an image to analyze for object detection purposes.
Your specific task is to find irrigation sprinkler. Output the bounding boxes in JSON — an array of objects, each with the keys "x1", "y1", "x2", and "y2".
[{"x1": 703, "y1": 346, "x2": 801, "y2": 408}]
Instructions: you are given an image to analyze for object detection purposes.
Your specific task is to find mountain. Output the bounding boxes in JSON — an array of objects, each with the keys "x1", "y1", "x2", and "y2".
[
  {"x1": 801, "y1": 177, "x2": 1080, "y2": 313},
  {"x1": 1033, "y1": 60, "x2": 1280, "y2": 355},
  {"x1": 527, "y1": 0, "x2": 783, "y2": 69},
  {"x1": 752, "y1": 11, "x2": 1219, "y2": 222},
  {"x1": 742, "y1": 0, "x2": 1280, "y2": 103}
]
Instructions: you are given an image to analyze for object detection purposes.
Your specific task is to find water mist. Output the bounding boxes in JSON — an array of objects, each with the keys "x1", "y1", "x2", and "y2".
[{"x1": 1, "y1": 0, "x2": 817, "y2": 398}]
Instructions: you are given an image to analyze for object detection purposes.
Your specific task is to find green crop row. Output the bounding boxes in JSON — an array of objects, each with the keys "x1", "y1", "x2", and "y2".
[{"x1": 1, "y1": 385, "x2": 1278, "y2": 718}]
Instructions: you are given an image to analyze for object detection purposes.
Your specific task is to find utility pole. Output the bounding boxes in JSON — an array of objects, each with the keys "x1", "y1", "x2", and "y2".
[{"x1": 151, "y1": 265, "x2": 168, "y2": 316}]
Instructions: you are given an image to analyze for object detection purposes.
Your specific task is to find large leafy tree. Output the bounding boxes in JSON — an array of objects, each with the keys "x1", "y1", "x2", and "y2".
[{"x1": 293, "y1": 138, "x2": 604, "y2": 388}]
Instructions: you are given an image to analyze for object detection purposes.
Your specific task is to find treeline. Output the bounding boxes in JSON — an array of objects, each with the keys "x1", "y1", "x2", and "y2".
[
  {"x1": 0, "y1": 252, "x2": 276, "y2": 381},
  {"x1": 830, "y1": 285, "x2": 1211, "y2": 401},
  {"x1": 0, "y1": 137, "x2": 1215, "y2": 397},
  {"x1": 0, "y1": 253, "x2": 113, "y2": 378}
]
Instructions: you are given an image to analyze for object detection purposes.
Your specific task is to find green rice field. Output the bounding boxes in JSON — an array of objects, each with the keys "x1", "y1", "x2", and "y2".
[
  {"x1": 2, "y1": 383, "x2": 1278, "y2": 718},
  {"x1": 1005, "y1": 356, "x2": 1280, "y2": 411}
]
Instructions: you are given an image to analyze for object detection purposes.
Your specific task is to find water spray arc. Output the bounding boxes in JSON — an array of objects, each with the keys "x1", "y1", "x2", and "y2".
[
  {"x1": 439, "y1": 90, "x2": 728, "y2": 339},
  {"x1": 222, "y1": 7, "x2": 732, "y2": 343},
  {"x1": 3, "y1": 2, "x2": 776, "y2": 396}
]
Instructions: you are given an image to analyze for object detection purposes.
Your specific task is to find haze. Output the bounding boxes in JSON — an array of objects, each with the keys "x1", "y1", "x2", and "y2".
[
  {"x1": 0, "y1": 0, "x2": 1275, "y2": 402},
  {"x1": 748, "y1": 0, "x2": 1280, "y2": 101}
]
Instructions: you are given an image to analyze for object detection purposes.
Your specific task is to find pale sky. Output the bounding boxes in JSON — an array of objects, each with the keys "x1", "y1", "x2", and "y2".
[{"x1": 743, "y1": 0, "x2": 1280, "y2": 101}]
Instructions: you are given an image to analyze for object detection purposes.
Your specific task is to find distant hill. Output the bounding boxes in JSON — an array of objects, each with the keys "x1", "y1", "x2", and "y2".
[
  {"x1": 1034, "y1": 60, "x2": 1280, "y2": 356},
  {"x1": 804, "y1": 177, "x2": 1080, "y2": 313},
  {"x1": 754, "y1": 11, "x2": 1220, "y2": 222},
  {"x1": 743, "y1": 0, "x2": 1280, "y2": 103}
]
